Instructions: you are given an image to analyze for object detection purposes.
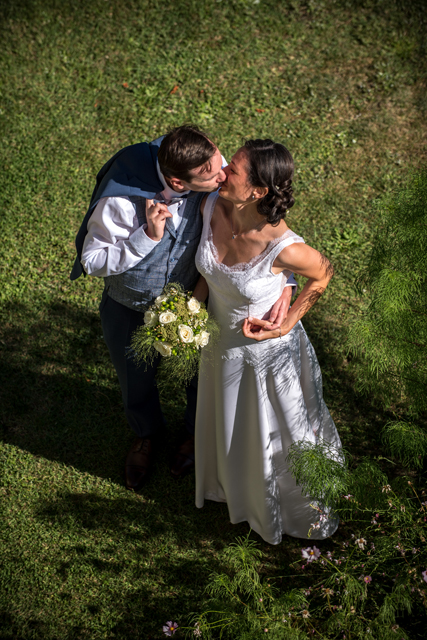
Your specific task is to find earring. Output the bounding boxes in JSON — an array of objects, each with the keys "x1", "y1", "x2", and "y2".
[{"x1": 252, "y1": 195, "x2": 255, "y2": 200}]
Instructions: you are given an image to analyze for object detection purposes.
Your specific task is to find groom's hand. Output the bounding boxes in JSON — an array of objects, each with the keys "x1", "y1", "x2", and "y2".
[
  {"x1": 145, "y1": 199, "x2": 173, "y2": 241},
  {"x1": 260, "y1": 286, "x2": 293, "y2": 331}
]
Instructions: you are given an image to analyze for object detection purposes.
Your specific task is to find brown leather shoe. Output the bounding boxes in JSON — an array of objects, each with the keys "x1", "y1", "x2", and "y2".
[
  {"x1": 125, "y1": 437, "x2": 155, "y2": 491},
  {"x1": 170, "y1": 436, "x2": 195, "y2": 479}
]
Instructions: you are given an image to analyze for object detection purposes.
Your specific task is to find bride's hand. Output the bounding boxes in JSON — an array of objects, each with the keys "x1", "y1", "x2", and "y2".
[
  {"x1": 262, "y1": 286, "x2": 292, "y2": 329},
  {"x1": 242, "y1": 317, "x2": 288, "y2": 341}
]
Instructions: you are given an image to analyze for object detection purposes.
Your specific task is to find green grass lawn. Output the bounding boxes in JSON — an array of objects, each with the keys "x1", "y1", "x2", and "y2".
[{"x1": 1, "y1": 0, "x2": 426, "y2": 638}]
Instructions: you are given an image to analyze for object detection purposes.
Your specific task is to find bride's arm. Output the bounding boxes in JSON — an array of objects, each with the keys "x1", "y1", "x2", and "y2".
[
  {"x1": 193, "y1": 275, "x2": 209, "y2": 302},
  {"x1": 242, "y1": 243, "x2": 333, "y2": 341}
]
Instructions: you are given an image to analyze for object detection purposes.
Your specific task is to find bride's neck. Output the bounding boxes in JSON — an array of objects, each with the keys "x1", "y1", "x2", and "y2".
[{"x1": 225, "y1": 200, "x2": 266, "y2": 235}]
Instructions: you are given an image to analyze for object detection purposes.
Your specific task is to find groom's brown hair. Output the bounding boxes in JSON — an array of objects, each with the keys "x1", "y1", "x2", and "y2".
[{"x1": 158, "y1": 125, "x2": 216, "y2": 182}]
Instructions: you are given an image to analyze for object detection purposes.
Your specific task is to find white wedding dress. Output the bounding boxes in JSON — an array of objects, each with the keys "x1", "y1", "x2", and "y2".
[{"x1": 194, "y1": 192, "x2": 342, "y2": 544}]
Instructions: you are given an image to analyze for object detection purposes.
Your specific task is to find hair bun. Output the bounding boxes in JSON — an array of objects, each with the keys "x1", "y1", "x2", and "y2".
[{"x1": 243, "y1": 139, "x2": 295, "y2": 225}]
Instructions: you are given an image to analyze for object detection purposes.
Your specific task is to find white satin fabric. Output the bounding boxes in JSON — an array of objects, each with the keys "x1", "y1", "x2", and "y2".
[{"x1": 195, "y1": 193, "x2": 342, "y2": 544}]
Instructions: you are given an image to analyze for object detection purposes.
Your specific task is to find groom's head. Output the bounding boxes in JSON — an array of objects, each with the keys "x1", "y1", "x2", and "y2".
[{"x1": 158, "y1": 125, "x2": 226, "y2": 193}]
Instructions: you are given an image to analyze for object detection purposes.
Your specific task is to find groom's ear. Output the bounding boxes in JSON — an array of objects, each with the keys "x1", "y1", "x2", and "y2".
[
  {"x1": 253, "y1": 187, "x2": 268, "y2": 199},
  {"x1": 168, "y1": 176, "x2": 186, "y2": 191}
]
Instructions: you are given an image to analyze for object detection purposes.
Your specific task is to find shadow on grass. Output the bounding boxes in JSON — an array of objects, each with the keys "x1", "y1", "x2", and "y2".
[
  {"x1": 0, "y1": 295, "x2": 389, "y2": 482},
  {"x1": 0, "y1": 299, "x2": 133, "y2": 482},
  {"x1": 4, "y1": 489, "x2": 246, "y2": 639}
]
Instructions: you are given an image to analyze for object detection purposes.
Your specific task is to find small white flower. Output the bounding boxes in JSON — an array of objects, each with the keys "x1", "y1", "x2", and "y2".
[
  {"x1": 178, "y1": 325, "x2": 194, "y2": 343},
  {"x1": 194, "y1": 330, "x2": 210, "y2": 348},
  {"x1": 187, "y1": 297, "x2": 201, "y2": 314},
  {"x1": 301, "y1": 546, "x2": 321, "y2": 562},
  {"x1": 144, "y1": 310, "x2": 159, "y2": 327},
  {"x1": 382, "y1": 484, "x2": 392, "y2": 493},
  {"x1": 155, "y1": 294, "x2": 168, "y2": 307},
  {"x1": 159, "y1": 311, "x2": 177, "y2": 325},
  {"x1": 153, "y1": 341, "x2": 172, "y2": 357},
  {"x1": 355, "y1": 538, "x2": 367, "y2": 549}
]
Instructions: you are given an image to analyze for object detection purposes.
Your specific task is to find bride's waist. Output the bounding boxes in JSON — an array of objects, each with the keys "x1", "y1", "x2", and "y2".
[{"x1": 208, "y1": 298, "x2": 277, "y2": 328}]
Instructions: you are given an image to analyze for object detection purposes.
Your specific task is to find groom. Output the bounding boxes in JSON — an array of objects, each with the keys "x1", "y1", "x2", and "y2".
[{"x1": 71, "y1": 125, "x2": 293, "y2": 491}]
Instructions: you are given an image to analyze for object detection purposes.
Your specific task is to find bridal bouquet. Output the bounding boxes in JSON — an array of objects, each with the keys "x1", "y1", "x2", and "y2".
[{"x1": 130, "y1": 283, "x2": 218, "y2": 386}]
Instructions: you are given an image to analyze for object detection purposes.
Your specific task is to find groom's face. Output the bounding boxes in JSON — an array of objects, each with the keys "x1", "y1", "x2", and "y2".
[{"x1": 173, "y1": 148, "x2": 227, "y2": 193}]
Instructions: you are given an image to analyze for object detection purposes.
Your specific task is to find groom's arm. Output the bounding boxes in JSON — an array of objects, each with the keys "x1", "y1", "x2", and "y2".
[{"x1": 81, "y1": 196, "x2": 160, "y2": 277}]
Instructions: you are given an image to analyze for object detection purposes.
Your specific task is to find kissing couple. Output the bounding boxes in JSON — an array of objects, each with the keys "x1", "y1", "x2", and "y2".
[{"x1": 71, "y1": 125, "x2": 342, "y2": 544}]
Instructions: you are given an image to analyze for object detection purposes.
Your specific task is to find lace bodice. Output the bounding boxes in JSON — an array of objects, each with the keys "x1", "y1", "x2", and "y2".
[{"x1": 195, "y1": 192, "x2": 304, "y2": 359}]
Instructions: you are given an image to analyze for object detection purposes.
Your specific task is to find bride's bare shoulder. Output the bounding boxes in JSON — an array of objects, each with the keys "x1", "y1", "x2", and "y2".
[
  {"x1": 268, "y1": 219, "x2": 290, "y2": 239},
  {"x1": 200, "y1": 191, "x2": 226, "y2": 217}
]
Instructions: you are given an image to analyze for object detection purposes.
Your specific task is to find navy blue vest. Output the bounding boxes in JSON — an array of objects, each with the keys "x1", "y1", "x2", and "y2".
[{"x1": 104, "y1": 193, "x2": 204, "y2": 311}]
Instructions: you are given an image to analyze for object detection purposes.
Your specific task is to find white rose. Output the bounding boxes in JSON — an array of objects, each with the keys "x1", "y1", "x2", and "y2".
[
  {"x1": 155, "y1": 294, "x2": 168, "y2": 307},
  {"x1": 159, "y1": 311, "x2": 177, "y2": 325},
  {"x1": 178, "y1": 324, "x2": 194, "y2": 343},
  {"x1": 153, "y1": 341, "x2": 172, "y2": 357},
  {"x1": 187, "y1": 297, "x2": 201, "y2": 314},
  {"x1": 194, "y1": 331, "x2": 210, "y2": 348},
  {"x1": 144, "y1": 310, "x2": 159, "y2": 327}
]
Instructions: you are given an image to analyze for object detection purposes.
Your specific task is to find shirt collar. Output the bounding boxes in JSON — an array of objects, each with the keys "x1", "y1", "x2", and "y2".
[{"x1": 156, "y1": 159, "x2": 191, "y2": 201}]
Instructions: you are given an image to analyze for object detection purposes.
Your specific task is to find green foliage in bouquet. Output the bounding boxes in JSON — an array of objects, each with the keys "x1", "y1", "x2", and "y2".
[
  {"x1": 130, "y1": 283, "x2": 219, "y2": 388},
  {"x1": 347, "y1": 167, "x2": 427, "y2": 418}
]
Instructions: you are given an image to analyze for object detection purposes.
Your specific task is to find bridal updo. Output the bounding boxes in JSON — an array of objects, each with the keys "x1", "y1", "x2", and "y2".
[{"x1": 243, "y1": 139, "x2": 295, "y2": 226}]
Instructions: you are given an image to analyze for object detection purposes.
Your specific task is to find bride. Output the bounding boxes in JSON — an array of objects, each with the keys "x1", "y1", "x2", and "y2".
[{"x1": 193, "y1": 139, "x2": 342, "y2": 544}]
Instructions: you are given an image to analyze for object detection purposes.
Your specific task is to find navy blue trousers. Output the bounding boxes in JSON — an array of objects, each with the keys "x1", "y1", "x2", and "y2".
[{"x1": 100, "y1": 291, "x2": 197, "y2": 439}]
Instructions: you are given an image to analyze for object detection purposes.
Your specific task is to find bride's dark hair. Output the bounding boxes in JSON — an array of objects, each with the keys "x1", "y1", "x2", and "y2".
[{"x1": 243, "y1": 139, "x2": 295, "y2": 225}]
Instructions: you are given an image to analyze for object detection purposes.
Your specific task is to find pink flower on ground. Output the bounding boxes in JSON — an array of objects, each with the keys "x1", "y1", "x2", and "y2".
[
  {"x1": 422, "y1": 570, "x2": 427, "y2": 583},
  {"x1": 302, "y1": 546, "x2": 321, "y2": 562},
  {"x1": 363, "y1": 576, "x2": 372, "y2": 584},
  {"x1": 163, "y1": 622, "x2": 179, "y2": 636}
]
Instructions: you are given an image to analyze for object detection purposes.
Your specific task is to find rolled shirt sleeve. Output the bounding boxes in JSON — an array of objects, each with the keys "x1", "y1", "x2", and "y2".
[
  {"x1": 284, "y1": 272, "x2": 297, "y2": 295},
  {"x1": 81, "y1": 197, "x2": 160, "y2": 277}
]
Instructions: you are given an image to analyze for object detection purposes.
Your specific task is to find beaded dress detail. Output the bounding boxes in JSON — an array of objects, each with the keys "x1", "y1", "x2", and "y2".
[{"x1": 195, "y1": 192, "x2": 342, "y2": 544}]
